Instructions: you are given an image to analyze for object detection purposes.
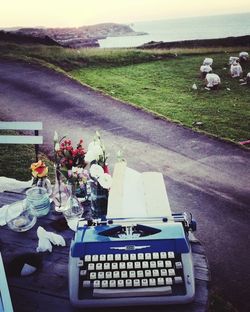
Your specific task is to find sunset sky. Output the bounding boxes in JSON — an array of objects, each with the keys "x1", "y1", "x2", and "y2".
[{"x1": 1, "y1": 0, "x2": 250, "y2": 28}]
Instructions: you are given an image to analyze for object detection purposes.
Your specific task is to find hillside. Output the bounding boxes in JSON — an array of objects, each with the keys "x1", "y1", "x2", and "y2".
[
  {"x1": 139, "y1": 35, "x2": 250, "y2": 49},
  {"x1": 0, "y1": 30, "x2": 59, "y2": 46},
  {"x1": 5, "y1": 23, "x2": 147, "y2": 48}
]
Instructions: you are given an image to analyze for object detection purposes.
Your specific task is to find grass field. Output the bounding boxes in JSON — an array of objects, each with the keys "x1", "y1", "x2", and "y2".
[
  {"x1": 1, "y1": 41, "x2": 248, "y2": 143},
  {"x1": 70, "y1": 53, "x2": 250, "y2": 143},
  {"x1": 0, "y1": 131, "x2": 54, "y2": 181},
  {"x1": 0, "y1": 143, "x2": 54, "y2": 181},
  {"x1": 0, "y1": 42, "x2": 249, "y2": 146}
]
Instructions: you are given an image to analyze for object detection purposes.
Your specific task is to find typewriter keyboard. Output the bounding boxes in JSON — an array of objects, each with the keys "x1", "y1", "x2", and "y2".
[{"x1": 77, "y1": 252, "x2": 186, "y2": 299}]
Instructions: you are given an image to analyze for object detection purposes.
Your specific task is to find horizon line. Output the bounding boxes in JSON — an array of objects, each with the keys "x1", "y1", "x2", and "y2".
[{"x1": 1, "y1": 11, "x2": 250, "y2": 30}]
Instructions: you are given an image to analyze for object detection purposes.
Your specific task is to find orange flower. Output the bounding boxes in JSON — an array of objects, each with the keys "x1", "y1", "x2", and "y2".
[{"x1": 31, "y1": 160, "x2": 48, "y2": 178}]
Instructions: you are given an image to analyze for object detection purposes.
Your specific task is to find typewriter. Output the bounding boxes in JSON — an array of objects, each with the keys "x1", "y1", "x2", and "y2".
[
  {"x1": 69, "y1": 163, "x2": 197, "y2": 308},
  {"x1": 69, "y1": 214, "x2": 196, "y2": 308}
]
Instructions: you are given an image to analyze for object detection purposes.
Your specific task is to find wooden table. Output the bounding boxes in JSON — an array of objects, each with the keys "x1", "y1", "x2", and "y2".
[{"x1": 0, "y1": 191, "x2": 210, "y2": 312}]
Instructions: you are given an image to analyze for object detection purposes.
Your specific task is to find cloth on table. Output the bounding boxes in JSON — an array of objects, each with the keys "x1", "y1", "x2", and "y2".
[
  {"x1": 36, "y1": 226, "x2": 66, "y2": 253},
  {"x1": 0, "y1": 177, "x2": 33, "y2": 192},
  {"x1": 0, "y1": 205, "x2": 9, "y2": 226}
]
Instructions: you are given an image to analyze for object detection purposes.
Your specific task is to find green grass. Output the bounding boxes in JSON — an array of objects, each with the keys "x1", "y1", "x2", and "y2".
[
  {"x1": 0, "y1": 41, "x2": 249, "y2": 143},
  {"x1": 0, "y1": 144, "x2": 54, "y2": 181},
  {"x1": 70, "y1": 53, "x2": 250, "y2": 142},
  {"x1": 0, "y1": 131, "x2": 54, "y2": 181}
]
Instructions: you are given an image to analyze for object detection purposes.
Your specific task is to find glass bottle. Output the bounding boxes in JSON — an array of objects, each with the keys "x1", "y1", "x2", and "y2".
[
  {"x1": 37, "y1": 177, "x2": 53, "y2": 197},
  {"x1": 62, "y1": 183, "x2": 84, "y2": 231},
  {"x1": 52, "y1": 166, "x2": 69, "y2": 212}
]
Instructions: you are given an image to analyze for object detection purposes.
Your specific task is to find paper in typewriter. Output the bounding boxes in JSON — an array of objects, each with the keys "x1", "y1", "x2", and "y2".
[{"x1": 107, "y1": 162, "x2": 172, "y2": 219}]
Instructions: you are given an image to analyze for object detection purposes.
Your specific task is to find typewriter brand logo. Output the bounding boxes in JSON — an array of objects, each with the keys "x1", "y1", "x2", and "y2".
[{"x1": 110, "y1": 245, "x2": 150, "y2": 251}]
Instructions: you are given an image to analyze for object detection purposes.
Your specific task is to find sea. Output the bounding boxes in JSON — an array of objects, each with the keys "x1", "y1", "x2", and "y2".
[{"x1": 98, "y1": 12, "x2": 250, "y2": 48}]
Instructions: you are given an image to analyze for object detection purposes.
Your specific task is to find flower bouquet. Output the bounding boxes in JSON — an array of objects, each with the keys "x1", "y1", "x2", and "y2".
[
  {"x1": 85, "y1": 131, "x2": 112, "y2": 218},
  {"x1": 53, "y1": 132, "x2": 87, "y2": 229},
  {"x1": 53, "y1": 132, "x2": 87, "y2": 211}
]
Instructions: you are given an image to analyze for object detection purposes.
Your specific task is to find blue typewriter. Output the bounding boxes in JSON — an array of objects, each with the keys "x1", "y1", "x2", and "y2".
[
  {"x1": 69, "y1": 214, "x2": 196, "y2": 308},
  {"x1": 69, "y1": 164, "x2": 197, "y2": 308}
]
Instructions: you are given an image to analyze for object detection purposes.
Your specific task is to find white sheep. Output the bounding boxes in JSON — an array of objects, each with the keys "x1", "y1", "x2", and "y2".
[
  {"x1": 230, "y1": 62, "x2": 243, "y2": 78},
  {"x1": 200, "y1": 65, "x2": 212, "y2": 73},
  {"x1": 239, "y1": 51, "x2": 249, "y2": 62},
  {"x1": 229, "y1": 56, "x2": 239, "y2": 65},
  {"x1": 200, "y1": 64, "x2": 212, "y2": 78},
  {"x1": 205, "y1": 73, "x2": 221, "y2": 89},
  {"x1": 247, "y1": 72, "x2": 250, "y2": 84},
  {"x1": 203, "y1": 58, "x2": 213, "y2": 66}
]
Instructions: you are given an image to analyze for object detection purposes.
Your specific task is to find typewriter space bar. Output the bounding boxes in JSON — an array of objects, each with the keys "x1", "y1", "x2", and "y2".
[{"x1": 93, "y1": 286, "x2": 172, "y2": 298}]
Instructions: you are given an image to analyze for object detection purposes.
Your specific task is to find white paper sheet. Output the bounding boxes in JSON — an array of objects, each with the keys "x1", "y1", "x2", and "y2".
[{"x1": 107, "y1": 163, "x2": 172, "y2": 219}]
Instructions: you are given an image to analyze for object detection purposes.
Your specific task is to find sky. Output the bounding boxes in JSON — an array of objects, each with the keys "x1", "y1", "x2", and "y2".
[{"x1": 1, "y1": 0, "x2": 250, "y2": 28}]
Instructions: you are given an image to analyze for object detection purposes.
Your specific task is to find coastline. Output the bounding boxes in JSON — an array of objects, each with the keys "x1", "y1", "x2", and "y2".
[{"x1": 137, "y1": 34, "x2": 250, "y2": 49}]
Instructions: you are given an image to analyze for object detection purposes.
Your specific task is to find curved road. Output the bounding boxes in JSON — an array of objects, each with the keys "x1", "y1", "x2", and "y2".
[{"x1": 0, "y1": 60, "x2": 250, "y2": 311}]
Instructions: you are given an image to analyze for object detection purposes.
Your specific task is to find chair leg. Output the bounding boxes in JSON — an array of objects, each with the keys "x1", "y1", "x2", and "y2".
[{"x1": 34, "y1": 130, "x2": 39, "y2": 162}]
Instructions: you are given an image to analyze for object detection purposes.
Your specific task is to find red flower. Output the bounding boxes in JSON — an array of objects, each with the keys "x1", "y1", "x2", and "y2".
[{"x1": 104, "y1": 164, "x2": 109, "y2": 174}]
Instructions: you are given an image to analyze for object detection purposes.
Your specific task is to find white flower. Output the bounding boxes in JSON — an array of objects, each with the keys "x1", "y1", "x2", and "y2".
[
  {"x1": 90, "y1": 164, "x2": 104, "y2": 179},
  {"x1": 85, "y1": 150, "x2": 97, "y2": 163},
  {"x1": 54, "y1": 142, "x2": 60, "y2": 151},
  {"x1": 53, "y1": 131, "x2": 59, "y2": 142},
  {"x1": 71, "y1": 166, "x2": 83, "y2": 174},
  {"x1": 88, "y1": 140, "x2": 100, "y2": 151},
  {"x1": 98, "y1": 173, "x2": 112, "y2": 189},
  {"x1": 86, "y1": 141, "x2": 103, "y2": 163},
  {"x1": 91, "y1": 144, "x2": 103, "y2": 158}
]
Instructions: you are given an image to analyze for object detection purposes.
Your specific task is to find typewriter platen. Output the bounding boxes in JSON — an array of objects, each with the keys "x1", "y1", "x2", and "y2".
[{"x1": 69, "y1": 214, "x2": 197, "y2": 308}]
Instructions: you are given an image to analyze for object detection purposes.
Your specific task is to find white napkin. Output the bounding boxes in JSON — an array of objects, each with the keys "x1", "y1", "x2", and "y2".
[
  {"x1": 0, "y1": 205, "x2": 9, "y2": 226},
  {"x1": 36, "y1": 226, "x2": 66, "y2": 253},
  {"x1": 0, "y1": 177, "x2": 33, "y2": 192}
]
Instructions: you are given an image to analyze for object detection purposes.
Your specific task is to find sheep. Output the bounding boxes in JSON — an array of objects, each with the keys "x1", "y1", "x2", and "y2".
[
  {"x1": 203, "y1": 58, "x2": 213, "y2": 66},
  {"x1": 247, "y1": 73, "x2": 250, "y2": 85},
  {"x1": 229, "y1": 56, "x2": 239, "y2": 65},
  {"x1": 239, "y1": 51, "x2": 249, "y2": 62},
  {"x1": 205, "y1": 73, "x2": 221, "y2": 90},
  {"x1": 230, "y1": 61, "x2": 243, "y2": 78},
  {"x1": 200, "y1": 65, "x2": 212, "y2": 78}
]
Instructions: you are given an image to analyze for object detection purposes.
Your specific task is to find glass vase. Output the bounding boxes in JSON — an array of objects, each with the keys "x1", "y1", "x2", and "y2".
[
  {"x1": 90, "y1": 179, "x2": 108, "y2": 219},
  {"x1": 26, "y1": 186, "x2": 50, "y2": 217},
  {"x1": 52, "y1": 166, "x2": 69, "y2": 212},
  {"x1": 62, "y1": 183, "x2": 84, "y2": 231},
  {"x1": 36, "y1": 177, "x2": 53, "y2": 197}
]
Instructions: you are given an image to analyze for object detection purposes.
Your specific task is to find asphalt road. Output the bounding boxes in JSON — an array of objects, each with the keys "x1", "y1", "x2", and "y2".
[{"x1": 0, "y1": 60, "x2": 250, "y2": 311}]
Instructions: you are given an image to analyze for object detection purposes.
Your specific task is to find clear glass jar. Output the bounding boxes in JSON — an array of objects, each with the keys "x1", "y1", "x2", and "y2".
[
  {"x1": 36, "y1": 177, "x2": 53, "y2": 197},
  {"x1": 5, "y1": 200, "x2": 37, "y2": 232},
  {"x1": 26, "y1": 186, "x2": 50, "y2": 217},
  {"x1": 52, "y1": 166, "x2": 69, "y2": 212},
  {"x1": 62, "y1": 183, "x2": 83, "y2": 231},
  {"x1": 90, "y1": 179, "x2": 108, "y2": 219}
]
